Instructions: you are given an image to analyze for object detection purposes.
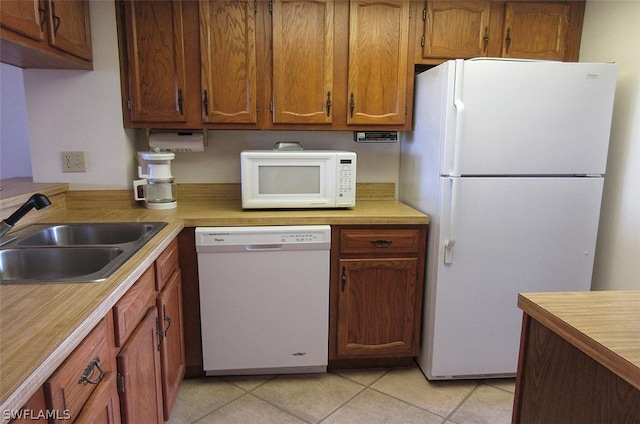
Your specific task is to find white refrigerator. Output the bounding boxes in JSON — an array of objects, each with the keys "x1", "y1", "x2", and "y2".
[{"x1": 399, "y1": 59, "x2": 617, "y2": 379}]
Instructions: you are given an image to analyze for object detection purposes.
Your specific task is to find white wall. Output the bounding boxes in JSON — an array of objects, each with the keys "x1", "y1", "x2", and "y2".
[
  {"x1": 23, "y1": 1, "x2": 136, "y2": 189},
  {"x1": 580, "y1": 1, "x2": 640, "y2": 291},
  {"x1": 0, "y1": 63, "x2": 33, "y2": 179}
]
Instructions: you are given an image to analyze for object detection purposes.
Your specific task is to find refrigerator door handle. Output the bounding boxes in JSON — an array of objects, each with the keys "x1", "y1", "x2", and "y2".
[
  {"x1": 452, "y1": 59, "x2": 465, "y2": 177},
  {"x1": 444, "y1": 177, "x2": 459, "y2": 264}
]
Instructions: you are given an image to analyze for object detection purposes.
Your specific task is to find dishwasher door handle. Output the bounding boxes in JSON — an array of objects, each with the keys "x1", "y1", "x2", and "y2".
[{"x1": 245, "y1": 244, "x2": 284, "y2": 251}]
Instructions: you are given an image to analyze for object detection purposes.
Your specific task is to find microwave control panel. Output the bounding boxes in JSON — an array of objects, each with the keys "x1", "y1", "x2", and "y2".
[{"x1": 337, "y1": 156, "x2": 356, "y2": 207}]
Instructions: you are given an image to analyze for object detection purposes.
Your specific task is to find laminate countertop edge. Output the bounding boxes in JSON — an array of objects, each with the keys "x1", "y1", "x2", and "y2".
[{"x1": 518, "y1": 291, "x2": 640, "y2": 392}]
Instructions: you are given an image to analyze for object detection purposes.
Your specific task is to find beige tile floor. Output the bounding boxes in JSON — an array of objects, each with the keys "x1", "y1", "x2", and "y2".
[{"x1": 168, "y1": 365, "x2": 515, "y2": 424}]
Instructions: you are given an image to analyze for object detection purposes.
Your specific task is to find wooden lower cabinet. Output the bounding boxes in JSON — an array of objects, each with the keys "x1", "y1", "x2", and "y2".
[
  {"x1": 156, "y1": 269, "x2": 186, "y2": 420},
  {"x1": 116, "y1": 307, "x2": 163, "y2": 424},
  {"x1": 11, "y1": 238, "x2": 186, "y2": 423},
  {"x1": 329, "y1": 225, "x2": 427, "y2": 367},
  {"x1": 75, "y1": 372, "x2": 121, "y2": 424},
  {"x1": 336, "y1": 258, "x2": 420, "y2": 357},
  {"x1": 44, "y1": 313, "x2": 118, "y2": 423}
]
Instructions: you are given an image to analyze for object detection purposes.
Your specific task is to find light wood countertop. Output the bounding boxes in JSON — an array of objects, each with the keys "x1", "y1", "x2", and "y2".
[
  {"x1": 518, "y1": 291, "x2": 640, "y2": 391},
  {"x1": 0, "y1": 182, "x2": 428, "y2": 417}
]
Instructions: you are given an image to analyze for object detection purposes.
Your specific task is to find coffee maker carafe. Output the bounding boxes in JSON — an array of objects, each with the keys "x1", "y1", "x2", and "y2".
[{"x1": 133, "y1": 151, "x2": 177, "y2": 209}]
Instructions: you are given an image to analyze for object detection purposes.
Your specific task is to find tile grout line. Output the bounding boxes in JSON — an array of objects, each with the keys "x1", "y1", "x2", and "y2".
[{"x1": 442, "y1": 382, "x2": 482, "y2": 423}]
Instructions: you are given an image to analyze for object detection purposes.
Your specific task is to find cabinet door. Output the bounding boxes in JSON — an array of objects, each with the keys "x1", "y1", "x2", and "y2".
[
  {"x1": 199, "y1": 0, "x2": 258, "y2": 123},
  {"x1": 74, "y1": 373, "x2": 121, "y2": 424},
  {"x1": 122, "y1": 0, "x2": 188, "y2": 123},
  {"x1": 347, "y1": 0, "x2": 409, "y2": 125},
  {"x1": 45, "y1": 0, "x2": 92, "y2": 60},
  {"x1": 272, "y1": 0, "x2": 334, "y2": 124},
  {"x1": 336, "y1": 258, "x2": 419, "y2": 357},
  {"x1": 117, "y1": 307, "x2": 163, "y2": 424},
  {"x1": 156, "y1": 270, "x2": 186, "y2": 421},
  {"x1": 502, "y1": 2, "x2": 570, "y2": 60},
  {"x1": 422, "y1": 1, "x2": 492, "y2": 59},
  {"x1": 0, "y1": 0, "x2": 45, "y2": 42}
]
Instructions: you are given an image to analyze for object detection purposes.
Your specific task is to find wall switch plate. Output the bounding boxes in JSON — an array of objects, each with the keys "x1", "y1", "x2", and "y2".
[{"x1": 61, "y1": 151, "x2": 87, "y2": 173}]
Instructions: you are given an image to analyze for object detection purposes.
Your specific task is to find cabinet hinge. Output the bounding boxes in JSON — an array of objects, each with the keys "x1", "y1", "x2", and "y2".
[
  {"x1": 117, "y1": 372, "x2": 125, "y2": 394},
  {"x1": 256, "y1": 102, "x2": 260, "y2": 114},
  {"x1": 269, "y1": 1, "x2": 272, "y2": 13},
  {"x1": 409, "y1": 8, "x2": 412, "y2": 19},
  {"x1": 127, "y1": 99, "x2": 131, "y2": 111},
  {"x1": 422, "y1": 8, "x2": 426, "y2": 21},
  {"x1": 421, "y1": 35, "x2": 425, "y2": 47},
  {"x1": 254, "y1": 1, "x2": 258, "y2": 14},
  {"x1": 270, "y1": 101, "x2": 273, "y2": 112}
]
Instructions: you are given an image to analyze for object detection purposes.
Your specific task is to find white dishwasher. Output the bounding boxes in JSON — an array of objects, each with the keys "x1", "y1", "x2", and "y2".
[{"x1": 195, "y1": 225, "x2": 331, "y2": 376}]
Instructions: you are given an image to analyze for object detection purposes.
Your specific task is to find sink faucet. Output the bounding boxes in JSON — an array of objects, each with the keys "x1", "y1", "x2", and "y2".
[{"x1": 0, "y1": 193, "x2": 52, "y2": 238}]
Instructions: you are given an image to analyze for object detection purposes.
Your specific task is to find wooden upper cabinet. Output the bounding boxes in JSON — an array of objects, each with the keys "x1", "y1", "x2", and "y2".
[
  {"x1": 0, "y1": 0, "x2": 45, "y2": 42},
  {"x1": 122, "y1": 0, "x2": 188, "y2": 123},
  {"x1": 422, "y1": 1, "x2": 493, "y2": 59},
  {"x1": 502, "y1": 2, "x2": 570, "y2": 61},
  {"x1": 45, "y1": 0, "x2": 92, "y2": 60},
  {"x1": 415, "y1": 1, "x2": 584, "y2": 63},
  {"x1": 0, "y1": 0, "x2": 92, "y2": 69},
  {"x1": 347, "y1": 0, "x2": 410, "y2": 126},
  {"x1": 272, "y1": 0, "x2": 334, "y2": 124},
  {"x1": 199, "y1": 0, "x2": 258, "y2": 124}
]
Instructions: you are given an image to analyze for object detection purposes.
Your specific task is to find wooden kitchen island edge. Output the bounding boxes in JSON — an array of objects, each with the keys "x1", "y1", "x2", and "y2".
[{"x1": 512, "y1": 290, "x2": 640, "y2": 423}]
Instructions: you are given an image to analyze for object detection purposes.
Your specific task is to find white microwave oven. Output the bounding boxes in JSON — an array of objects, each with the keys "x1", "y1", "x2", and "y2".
[{"x1": 241, "y1": 150, "x2": 357, "y2": 209}]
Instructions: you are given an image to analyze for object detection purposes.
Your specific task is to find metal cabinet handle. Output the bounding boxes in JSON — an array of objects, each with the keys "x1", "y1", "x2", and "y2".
[
  {"x1": 38, "y1": 1, "x2": 46, "y2": 31},
  {"x1": 326, "y1": 91, "x2": 332, "y2": 117},
  {"x1": 156, "y1": 316, "x2": 164, "y2": 351},
  {"x1": 51, "y1": 1, "x2": 61, "y2": 35},
  {"x1": 370, "y1": 239, "x2": 392, "y2": 248},
  {"x1": 177, "y1": 89, "x2": 184, "y2": 115},
  {"x1": 163, "y1": 304, "x2": 172, "y2": 336},
  {"x1": 483, "y1": 27, "x2": 489, "y2": 52},
  {"x1": 78, "y1": 357, "x2": 104, "y2": 385},
  {"x1": 203, "y1": 89, "x2": 209, "y2": 116},
  {"x1": 349, "y1": 93, "x2": 355, "y2": 118},
  {"x1": 341, "y1": 266, "x2": 347, "y2": 292},
  {"x1": 505, "y1": 28, "x2": 512, "y2": 54}
]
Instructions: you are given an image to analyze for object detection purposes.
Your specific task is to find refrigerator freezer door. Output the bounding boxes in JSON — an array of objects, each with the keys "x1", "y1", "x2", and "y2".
[
  {"x1": 419, "y1": 176, "x2": 604, "y2": 379},
  {"x1": 443, "y1": 60, "x2": 617, "y2": 176}
]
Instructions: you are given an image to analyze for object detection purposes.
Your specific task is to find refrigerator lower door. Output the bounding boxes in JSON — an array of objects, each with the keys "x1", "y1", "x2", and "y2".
[{"x1": 419, "y1": 176, "x2": 604, "y2": 379}]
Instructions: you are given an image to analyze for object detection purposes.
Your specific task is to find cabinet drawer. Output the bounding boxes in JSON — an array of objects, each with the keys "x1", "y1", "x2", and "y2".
[
  {"x1": 44, "y1": 317, "x2": 114, "y2": 423},
  {"x1": 155, "y1": 238, "x2": 179, "y2": 291},
  {"x1": 339, "y1": 228, "x2": 421, "y2": 255},
  {"x1": 113, "y1": 266, "x2": 156, "y2": 347}
]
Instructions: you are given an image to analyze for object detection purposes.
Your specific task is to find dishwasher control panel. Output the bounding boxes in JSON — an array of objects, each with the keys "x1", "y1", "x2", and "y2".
[{"x1": 196, "y1": 226, "x2": 332, "y2": 252}]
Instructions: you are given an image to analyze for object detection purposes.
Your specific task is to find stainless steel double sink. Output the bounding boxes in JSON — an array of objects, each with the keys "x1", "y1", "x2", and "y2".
[{"x1": 0, "y1": 222, "x2": 167, "y2": 284}]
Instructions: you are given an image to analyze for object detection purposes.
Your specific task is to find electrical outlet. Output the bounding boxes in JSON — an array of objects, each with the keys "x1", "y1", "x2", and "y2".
[{"x1": 61, "y1": 151, "x2": 87, "y2": 173}]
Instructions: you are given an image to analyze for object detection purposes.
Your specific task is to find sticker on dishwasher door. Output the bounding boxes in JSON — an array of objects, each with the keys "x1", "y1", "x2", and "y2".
[{"x1": 292, "y1": 352, "x2": 307, "y2": 356}]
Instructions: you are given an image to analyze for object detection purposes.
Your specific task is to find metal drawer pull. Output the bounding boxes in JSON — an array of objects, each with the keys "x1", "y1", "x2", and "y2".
[
  {"x1": 370, "y1": 239, "x2": 392, "y2": 248},
  {"x1": 78, "y1": 357, "x2": 104, "y2": 385}
]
